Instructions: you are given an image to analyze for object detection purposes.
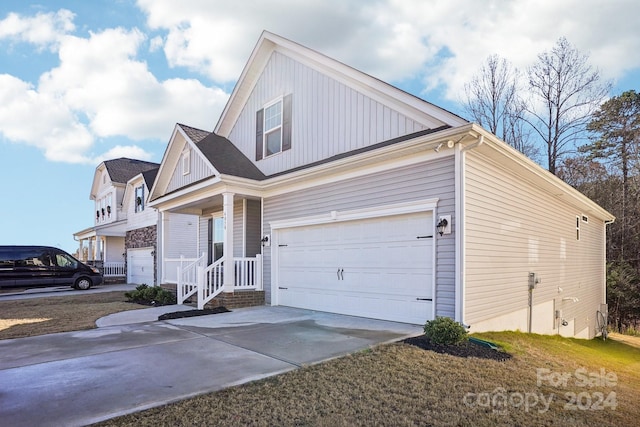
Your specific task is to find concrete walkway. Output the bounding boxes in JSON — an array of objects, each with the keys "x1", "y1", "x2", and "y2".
[{"x1": 0, "y1": 305, "x2": 421, "y2": 427}]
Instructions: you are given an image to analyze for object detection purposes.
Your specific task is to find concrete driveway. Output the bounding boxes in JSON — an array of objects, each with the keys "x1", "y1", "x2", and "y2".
[{"x1": 0, "y1": 305, "x2": 421, "y2": 427}]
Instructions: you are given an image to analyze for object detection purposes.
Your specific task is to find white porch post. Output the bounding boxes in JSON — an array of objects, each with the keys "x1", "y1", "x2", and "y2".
[
  {"x1": 88, "y1": 239, "x2": 94, "y2": 262},
  {"x1": 222, "y1": 192, "x2": 235, "y2": 293},
  {"x1": 97, "y1": 237, "x2": 103, "y2": 261}
]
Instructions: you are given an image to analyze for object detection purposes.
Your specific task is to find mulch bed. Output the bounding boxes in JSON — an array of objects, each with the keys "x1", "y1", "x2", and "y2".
[
  {"x1": 403, "y1": 335, "x2": 512, "y2": 361},
  {"x1": 158, "y1": 306, "x2": 230, "y2": 320}
]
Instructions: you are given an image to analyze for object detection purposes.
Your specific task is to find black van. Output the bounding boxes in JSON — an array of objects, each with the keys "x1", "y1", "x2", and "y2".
[{"x1": 0, "y1": 246, "x2": 103, "y2": 290}]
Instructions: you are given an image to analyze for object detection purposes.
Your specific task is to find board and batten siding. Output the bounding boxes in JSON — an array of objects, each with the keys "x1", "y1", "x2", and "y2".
[
  {"x1": 463, "y1": 151, "x2": 606, "y2": 338},
  {"x1": 163, "y1": 213, "x2": 199, "y2": 259},
  {"x1": 263, "y1": 157, "x2": 456, "y2": 318},
  {"x1": 228, "y1": 51, "x2": 429, "y2": 176},
  {"x1": 126, "y1": 178, "x2": 157, "y2": 231},
  {"x1": 166, "y1": 142, "x2": 215, "y2": 194},
  {"x1": 245, "y1": 199, "x2": 262, "y2": 257}
]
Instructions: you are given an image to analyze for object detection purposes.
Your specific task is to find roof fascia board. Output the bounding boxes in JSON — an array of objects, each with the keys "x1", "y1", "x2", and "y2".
[
  {"x1": 215, "y1": 32, "x2": 275, "y2": 136},
  {"x1": 271, "y1": 42, "x2": 465, "y2": 128},
  {"x1": 148, "y1": 175, "x2": 223, "y2": 209},
  {"x1": 468, "y1": 124, "x2": 615, "y2": 221}
]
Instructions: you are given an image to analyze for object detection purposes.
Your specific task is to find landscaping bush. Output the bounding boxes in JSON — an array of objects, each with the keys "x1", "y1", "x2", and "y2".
[
  {"x1": 125, "y1": 284, "x2": 176, "y2": 306},
  {"x1": 423, "y1": 316, "x2": 468, "y2": 345}
]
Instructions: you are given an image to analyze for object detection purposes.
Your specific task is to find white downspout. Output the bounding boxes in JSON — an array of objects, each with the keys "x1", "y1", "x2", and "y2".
[{"x1": 455, "y1": 135, "x2": 484, "y2": 327}]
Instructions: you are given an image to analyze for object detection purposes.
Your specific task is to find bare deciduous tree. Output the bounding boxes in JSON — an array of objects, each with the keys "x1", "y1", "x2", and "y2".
[
  {"x1": 462, "y1": 55, "x2": 537, "y2": 158},
  {"x1": 526, "y1": 37, "x2": 611, "y2": 175}
]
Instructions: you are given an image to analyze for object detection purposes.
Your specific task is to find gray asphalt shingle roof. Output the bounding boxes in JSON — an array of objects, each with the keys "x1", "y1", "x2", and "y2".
[{"x1": 104, "y1": 158, "x2": 160, "y2": 184}]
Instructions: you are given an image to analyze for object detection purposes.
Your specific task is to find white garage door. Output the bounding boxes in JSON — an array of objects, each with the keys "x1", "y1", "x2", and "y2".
[
  {"x1": 127, "y1": 248, "x2": 155, "y2": 285},
  {"x1": 276, "y1": 212, "x2": 434, "y2": 324}
]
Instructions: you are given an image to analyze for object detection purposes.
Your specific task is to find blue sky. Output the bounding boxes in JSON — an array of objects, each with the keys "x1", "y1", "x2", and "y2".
[{"x1": 1, "y1": 0, "x2": 639, "y2": 254}]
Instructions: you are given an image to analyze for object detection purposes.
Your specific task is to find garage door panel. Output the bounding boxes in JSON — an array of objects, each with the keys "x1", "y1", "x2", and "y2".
[
  {"x1": 127, "y1": 248, "x2": 154, "y2": 285},
  {"x1": 277, "y1": 211, "x2": 434, "y2": 324}
]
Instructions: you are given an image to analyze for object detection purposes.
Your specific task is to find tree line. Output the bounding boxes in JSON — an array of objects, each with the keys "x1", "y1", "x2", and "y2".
[{"x1": 461, "y1": 38, "x2": 640, "y2": 333}]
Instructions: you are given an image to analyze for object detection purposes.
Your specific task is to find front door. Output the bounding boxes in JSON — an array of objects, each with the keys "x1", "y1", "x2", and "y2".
[{"x1": 208, "y1": 217, "x2": 224, "y2": 265}]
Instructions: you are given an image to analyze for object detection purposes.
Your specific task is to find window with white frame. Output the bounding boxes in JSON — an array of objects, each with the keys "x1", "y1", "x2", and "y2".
[
  {"x1": 264, "y1": 99, "x2": 283, "y2": 157},
  {"x1": 135, "y1": 185, "x2": 145, "y2": 213},
  {"x1": 182, "y1": 149, "x2": 190, "y2": 175},
  {"x1": 576, "y1": 216, "x2": 581, "y2": 241},
  {"x1": 256, "y1": 94, "x2": 292, "y2": 160}
]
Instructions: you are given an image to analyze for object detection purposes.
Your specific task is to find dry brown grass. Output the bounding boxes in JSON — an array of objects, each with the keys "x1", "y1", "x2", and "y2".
[
  {"x1": 0, "y1": 291, "x2": 143, "y2": 340},
  {"x1": 96, "y1": 332, "x2": 640, "y2": 427}
]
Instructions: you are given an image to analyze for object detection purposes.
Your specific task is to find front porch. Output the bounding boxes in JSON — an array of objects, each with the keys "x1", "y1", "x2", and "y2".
[
  {"x1": 156, "y1": 191, "x2": 265, "y2": 310},
  {"x1": 175, "y1": 254, "x2": 263, "y2": 309},
  {"x1": 74, "y1": 224, "x2": 127, "y2": 283}
]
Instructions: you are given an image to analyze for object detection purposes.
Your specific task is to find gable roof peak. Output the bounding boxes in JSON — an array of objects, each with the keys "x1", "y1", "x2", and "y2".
[
  {"x1": 177, "y1": 123, "x2": 211, "y2": 144},
  {"x1": 102, "y1": 157, "x2": 160, "y2": 184},
  {"x1": 214, "y1": 31, "x2": 467, "y2": 136}
]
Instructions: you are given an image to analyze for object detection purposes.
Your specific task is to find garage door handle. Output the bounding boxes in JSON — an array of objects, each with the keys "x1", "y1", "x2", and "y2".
[
  {"x1": 416, "y1": 298, "x2": 433, "y2": 301},
  {"x1": 279, "y1": 287, "x2": 288, "y2": 290},
  {"x1": 416, "y1": 235, "x2": 433, "y2": 239}
]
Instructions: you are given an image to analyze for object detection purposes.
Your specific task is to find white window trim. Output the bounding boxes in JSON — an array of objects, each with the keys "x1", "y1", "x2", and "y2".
[
  {"x1": 263, "y1": 97, "x2": 283, "y2": 158},
  {"x1": 576, "y1": 215, "x2": 581, "y2": 241},
  {"x1": 135, "y1": 185, "x2": 145, "y2": 213}
]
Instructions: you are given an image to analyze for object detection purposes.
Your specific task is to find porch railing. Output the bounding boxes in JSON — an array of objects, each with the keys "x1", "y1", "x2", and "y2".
[
  {"x1": 176, "y1": 254, "x2": 262, "y2": 309},
  {"x1": 177, "y1": 253, "x2": 206, "y2": 305},
  {"x1": 164, "y1": 255, "x2": 201, "y2": 284},
  {"x1": 103, "y1": 261, "x2": 125, "y2": 277}
]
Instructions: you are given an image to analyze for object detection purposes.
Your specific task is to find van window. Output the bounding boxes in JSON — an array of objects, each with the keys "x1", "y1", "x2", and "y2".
[
  {"x1": 0, "y1": 250, "x2": 14, "y2": 268},
  {"x1": 55, "y1": 253, "x2": 78, "y2": 269},
  {"x1": 13, "y1": 249, "x2": 53, "y2": 267}
]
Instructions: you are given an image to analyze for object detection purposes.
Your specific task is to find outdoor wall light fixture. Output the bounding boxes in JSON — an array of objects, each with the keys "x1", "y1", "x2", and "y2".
[{"x1": 437, "y1": 217, "x2": 449, "y2": 236}]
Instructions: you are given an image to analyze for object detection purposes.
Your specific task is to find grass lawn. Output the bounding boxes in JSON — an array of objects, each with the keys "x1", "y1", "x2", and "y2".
[
  {"x1": 2, "y1": 293, "x2": 638, "y2": 426},
  {"x1": 94, "y1": 332, "x2": 640, "y2": 427},
  {"x1": 0, "y1": 291, "x2": 143, "y2": 340}
]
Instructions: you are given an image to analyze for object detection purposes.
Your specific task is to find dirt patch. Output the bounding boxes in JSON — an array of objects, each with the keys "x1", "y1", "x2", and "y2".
[
  {"x1": 158, "y1": 307, "x2": 230, "y2": 320},
  {"x1": 403, "y1": 335, "x2": 511, "y2": 361}
]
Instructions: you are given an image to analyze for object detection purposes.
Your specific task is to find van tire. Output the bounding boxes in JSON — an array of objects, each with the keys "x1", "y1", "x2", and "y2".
[{"x1": 74, "y1": 277, "x2": 92, "y2": 290}]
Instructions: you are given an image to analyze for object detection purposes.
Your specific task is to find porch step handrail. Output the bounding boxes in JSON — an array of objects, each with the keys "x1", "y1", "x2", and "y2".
[
  {"x1": 177, "y1": 253, "x2": 206, "y2": 305},
  {"x1": 199, "y1": 258, "x2": 225, "y2": 309}
]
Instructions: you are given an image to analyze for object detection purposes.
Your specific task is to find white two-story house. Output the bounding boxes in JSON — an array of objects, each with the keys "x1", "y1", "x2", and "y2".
[
  {"x1": 147, "y1": 32, "x2": 613, "y2": 338},
  {"x1": 74, "y1": 158, "x2": 162, "y2": 284}
]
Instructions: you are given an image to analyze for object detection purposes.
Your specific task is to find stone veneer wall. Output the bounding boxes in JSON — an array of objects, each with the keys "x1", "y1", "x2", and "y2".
[{"x1": 125, "y1": 224, "x2": 157, "y2": 285}]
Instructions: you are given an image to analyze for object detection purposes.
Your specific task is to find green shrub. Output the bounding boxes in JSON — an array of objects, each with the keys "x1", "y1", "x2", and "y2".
[
  {"x1": 125, "y1": 285, "x2": 176, "y2": 306},
  {"x1": 424, "y1": 316, "x2": 468, "y2": 345}
]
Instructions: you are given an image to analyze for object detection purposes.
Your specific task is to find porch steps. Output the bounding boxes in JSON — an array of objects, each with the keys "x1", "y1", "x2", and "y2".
[{"x1": 159, "y1": 284, "x2": 264, "y2": 310}]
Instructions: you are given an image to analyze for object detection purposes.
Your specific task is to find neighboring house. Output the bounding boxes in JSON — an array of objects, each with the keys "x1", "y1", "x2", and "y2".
[
  {"x1": 74, "y1": 158, "x2": 162, "y2": 284},
  {"x1": 148, "y1": 31, "x2": 614, "y2": 339}
]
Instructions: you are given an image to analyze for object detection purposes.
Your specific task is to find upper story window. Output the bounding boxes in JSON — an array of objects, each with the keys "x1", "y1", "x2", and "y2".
[
  {"x1": 576, "y1": 216, "x2": 581, "y2": 241},
  {"x1": 135, "y1": 185, "x2": 145, "y2": 213},
  {"x1": 256, "y1": 94, "x2": 292, "y2": 160},
  {"x1": 182, "y1": 149, "x2": 191, "y2": 175}
]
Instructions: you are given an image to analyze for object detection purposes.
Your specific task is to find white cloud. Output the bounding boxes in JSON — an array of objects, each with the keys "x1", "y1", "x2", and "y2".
[
  {"x1": 0, "y1": 74, "x2": 93, "y2": 163},
  {"x1": 0, "y1": 12, "x2": 228, "y2": 164},
  {"x1": 93, "y1": 145, "x2": 153, "y2": 164},
  {"x1": 0, "y1": 9, "x2": 75, "y2": 49},
  {"x1": 39, "y1": 27, "x2": 228, "y2": 140},
  {"x1": 137, "y1": 0, "x2": 640, "y2": 100}
]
